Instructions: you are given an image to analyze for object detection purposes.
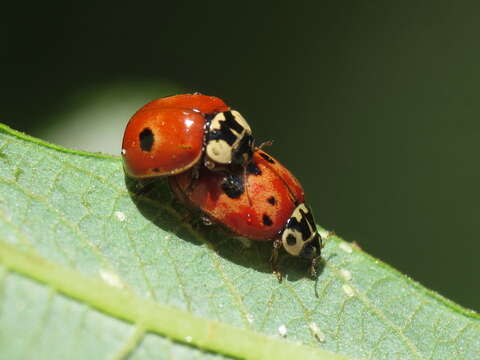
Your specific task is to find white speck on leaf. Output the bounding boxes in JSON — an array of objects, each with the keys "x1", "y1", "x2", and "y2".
[
  {"x1": 339, "y1": 242, "x2": 352, "y2": 253},
  {"x1": 247, "y1": 313, "x2": 254, "y2": 324},
  {"x1": 342, "y1": 284, "x2": 355, "y2": 297},
  {"x1": 114, "y1": 211, "x2": 126, "y2": 222},
  {"x1": 185, "y1": 336, "x2": 193, "y2": 343},
  {"x1": 340, "y1": 268, "x2": 352, "y2": 281},
  {"x1": 309, "y1": 322, "x2": 325, "y2": 342},
  {"x1": 278, "y1": 325, "x2": 288, "y2": 337},
  {"x1": 99, "y1": 269, "x2": 124, "y2": 288}
]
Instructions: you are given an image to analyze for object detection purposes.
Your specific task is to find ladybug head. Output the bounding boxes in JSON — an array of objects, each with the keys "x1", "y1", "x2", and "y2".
[
  {"x1": 281, "y1": 203, "x2": 322, "y2": 259},
  {"x1": 205, "y1": 110, "x2": 254, "y2": 168}
]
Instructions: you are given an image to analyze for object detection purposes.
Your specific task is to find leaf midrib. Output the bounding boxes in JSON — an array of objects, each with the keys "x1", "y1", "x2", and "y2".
[{"x1": 0, "y1": 241, "x2": 350, "y2": 360}]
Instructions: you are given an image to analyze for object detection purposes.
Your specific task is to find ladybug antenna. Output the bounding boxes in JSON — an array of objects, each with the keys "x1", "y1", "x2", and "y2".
[{"x1": 243, "y1": 164, "x2": 253, "y2": 207}]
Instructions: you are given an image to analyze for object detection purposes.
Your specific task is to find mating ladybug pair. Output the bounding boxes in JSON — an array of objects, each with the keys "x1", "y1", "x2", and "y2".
[{"x1": 122, "y1": 94, "x2": 323, "y2": 278}]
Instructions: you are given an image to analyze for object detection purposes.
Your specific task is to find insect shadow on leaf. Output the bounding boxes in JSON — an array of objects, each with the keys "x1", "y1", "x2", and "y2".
[{"x1": 124, "y1": 174, "x2": 324, "y2": 281}]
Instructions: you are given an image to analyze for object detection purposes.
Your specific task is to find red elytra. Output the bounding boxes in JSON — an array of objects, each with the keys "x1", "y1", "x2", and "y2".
[
  {"x1": 168, "y1": 150, "x2": 304, "y2": 240},
  {"x1": 122, "y1": 94, "x2": 229, "y2": 178}
]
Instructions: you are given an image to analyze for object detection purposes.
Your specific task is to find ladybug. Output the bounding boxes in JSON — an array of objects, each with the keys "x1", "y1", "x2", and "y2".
[
  {"x1": 168, "y1": 150, "x2": 323, "y2": 278},
  {"x1": 122, "y1": 94, "x2": 254, "y2": 178}
]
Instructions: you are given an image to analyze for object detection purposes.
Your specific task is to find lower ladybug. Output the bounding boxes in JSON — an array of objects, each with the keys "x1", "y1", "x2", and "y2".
[
  {"x1": 122, "y1": 93, "x2": 255, "y2": 178},
  {"x1": 168, "y1": 150, "x2": 323, "y2": 278}
]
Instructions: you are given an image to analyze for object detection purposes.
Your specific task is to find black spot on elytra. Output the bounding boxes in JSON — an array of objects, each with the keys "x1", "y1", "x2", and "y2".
[
  {"x1": 262, "y1": 214, "x2": 273, "y2": 226},
  {"x1": 286, "y1": 233, "x2": 297, "y2": 246},
  {"x1": 259, "y1": 152, "x2": 275, "y2": 164},
  {"x1": 152, "y1": 168, "x2": 160, "y2": 172},
  {"x1": 267, "y1": 196, "x2": 276, "y2": 205},
  {"x1": 139, "y1": 128, "x2": 154, "y2": 151},
  {"x1": 221, "y1": 173, "x2": 244, "y2": 199},
  {"x1": 247, "y1": 161, "x2": 261, "y2": 175}
]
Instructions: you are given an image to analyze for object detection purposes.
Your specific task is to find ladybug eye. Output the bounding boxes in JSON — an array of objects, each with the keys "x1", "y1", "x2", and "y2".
[{"x1": 139, "y1": 128, "x2": 154, "y2": 152}]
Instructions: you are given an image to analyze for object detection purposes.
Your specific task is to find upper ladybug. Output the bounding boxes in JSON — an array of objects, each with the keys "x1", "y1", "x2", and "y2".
[{"x1": 121, "y1": 94, "x2": 255, "y2": 178}]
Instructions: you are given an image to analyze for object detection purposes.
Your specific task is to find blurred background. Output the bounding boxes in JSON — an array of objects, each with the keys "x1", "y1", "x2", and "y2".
[{"x1": 3, "y1": 2, "x2": 479, "y2": 310}]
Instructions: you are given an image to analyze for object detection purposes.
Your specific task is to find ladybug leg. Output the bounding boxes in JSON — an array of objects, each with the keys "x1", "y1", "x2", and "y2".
[
  {"x1": 270, "y1": 239, "x2": 283, "y2": 282},
  {"x1": 182, "y1": 162, "x2": 202, "y2": 196},
  {"x1": 309, "y1": 257, "x2": 319, "y2": 279},
  {"x1": 200, "y1": 214, "x2": 213, "y2": 226},
  {"x1": 191, "y1": 162, "x2": 201, "y2": 180},
  {"x1": 184, "y1": 174, "x2": 199, "y2": 196}
]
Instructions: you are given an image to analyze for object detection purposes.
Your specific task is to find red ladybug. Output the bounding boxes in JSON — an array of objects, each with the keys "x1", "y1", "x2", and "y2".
[
  {"x1": 122, "y1": 94, "x2": 254, "y2": 178},
  {"x1": 169, "y1": 150, "x2": 323, "y2": 278}
]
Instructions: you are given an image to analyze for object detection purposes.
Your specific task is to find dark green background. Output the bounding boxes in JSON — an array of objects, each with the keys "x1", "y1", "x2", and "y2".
[{"x1": 3, "y1": 2, "x2": 479, "y2": 310}]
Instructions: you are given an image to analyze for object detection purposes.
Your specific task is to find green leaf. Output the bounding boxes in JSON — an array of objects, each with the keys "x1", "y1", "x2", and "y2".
[{"x1": 0, "y1": 123, "x2": 478, "y2": 360}]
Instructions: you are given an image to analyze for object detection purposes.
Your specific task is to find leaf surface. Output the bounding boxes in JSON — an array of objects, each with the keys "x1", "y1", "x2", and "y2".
[{"x1": 0, "y1": 124, "x2": 478, "y2": 360}]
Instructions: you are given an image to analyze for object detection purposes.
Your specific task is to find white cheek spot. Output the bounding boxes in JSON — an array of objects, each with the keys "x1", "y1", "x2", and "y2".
[
  {"x1": 342, "y1": 284, "x2": 355, "y2": 297},
  {"x1": 281, "y1": 230, "x2": 304, "y2": 256},
  {"x1": 99, "y1": 269, "x2": 124, "y2": 288},
  {"x1": 278, "y1": 325, "x2": 288, "y2": 337},
  {"x1": 185, "y1": 336, "x2": 193, "y2": 343},
  {"x1": 340, "y1": 268, "x2": 352, "y2": 281},
  {"x1": 114, "y1": 211, "x2": 127, "y2": 222},
  {"x1": 206, "y1": 140, "x2": 232, "y2": 164},
  {"x1": 339, "y1": 242, "x2": 353, "y2": 254},
  {"x1": 309, "y1": 322, "x2": 325, "y2": 342},
  {"x1": 121, "y1": 149, "x2": 126, "y2": 155}
]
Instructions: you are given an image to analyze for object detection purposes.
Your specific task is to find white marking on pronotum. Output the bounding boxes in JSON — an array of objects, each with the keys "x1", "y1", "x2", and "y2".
[
  {"x1": 247, "y1": 313, "x2": 254, "y2": 324},
  {"x1": 278, "y1": 325, "x2": 288, "y2": 337},
  {"x1": 309, "y1": 322, "x2": 325, "y2": 342},
  {"x1": 339, "y1": 242, "x2": 353, "y2": 254},
  {"x1": 99, "y1": 269, "x2": 124, "y2": 288},
  {"x1": 185, "y1": 336, "x2": 193, "y2": 343},
  {"x1": 340, "y1": 268, "x2": 352, "y2": 281},
  {"x1": 121, "y1": 149, "x2": 126, "y2": 155},
  {"x1": 342, "y1": 284, "x2": 355, "y2": 297},
  {"x1": 114, "y1": 211, "x2": 126, "y2": 222}
]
